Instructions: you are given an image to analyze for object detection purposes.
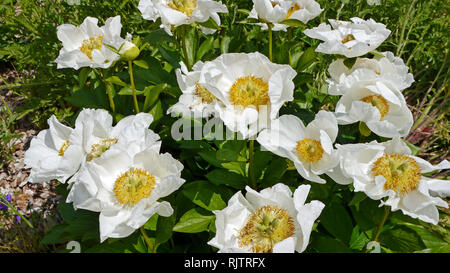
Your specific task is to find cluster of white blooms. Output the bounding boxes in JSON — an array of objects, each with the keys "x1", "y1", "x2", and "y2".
[
  {"x1": 301, "y1": 16, "x2": 449, "y2": 225},
  {"x1": 25, "y1": 109, "x2": 185, "y2": 242},
  {"x1": 24, "y1": 0, "x2": 449, "y2": 253}
]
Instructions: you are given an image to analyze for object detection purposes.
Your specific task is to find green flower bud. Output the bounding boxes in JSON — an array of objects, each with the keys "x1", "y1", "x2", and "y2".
[{"x1": 119, "y1": 41, "x2": 140, "y2": 61}]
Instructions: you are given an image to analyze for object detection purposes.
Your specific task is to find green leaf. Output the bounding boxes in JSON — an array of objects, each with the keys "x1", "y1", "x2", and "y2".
[
  {"x1": 348, "y1": 192, "x2": 367, "y2": 207},
  {"x1": 143, "y1": 84, "x2": 166, "y2": 112},
  {"x1": 359, "y1": 121, "x2": 371, "y2": 137},
  {"x1": 183, "y1": 26, "x2": 197, "y2": 70},
  {"x1": 289, "y1": 43, "x2": 303, "y2": 68},
  {"x1": 349, "y1": 226, "x2": 370, "y2": 250},
  {"x1": 343, "y1": 57, "x2": 357, "y2": 69},
  {"x1": 156, "y1": 214, "x2": 176, "y2": 245},
  {"x1": 158, "y1": 44, "x2": 182, "y2": 68},
  {"x1": 220, "y1": 36, "x2": 231, "y2": 54},
  {"x1": 205, "y1": 169, "x2": 247, "y2": 189},
  {"x1": 198, "y1": 151, "x2": 225, "y2": 168},
  {"x1": 198, "y1": 17, "x2": 220, "y2": 30},
  {"x1": 319, "y1": 200, "x2": 354, "y2": 243},
  {"x1": 148, "y1": 100, "x2": 163, "y2": 122},
  {"x1": 58, "y1": 202, "x2": 76, "y2": 223},
  {"x1": 415, "y1": 244, "x2": 450, "y2": 253},
  {"x1": 118, "y1": 86, "x2": 146, "y2": 96},
  {"x1": 296, "y1": 46, "x2": 317, "y2": 72},
  {"x1": 380, "y1": 226, "x2": 425, "y2": 252},
  {"x1": 261, "y1": 157, "x2": 288, "y2": 188},
  {"x1": 40, "y1": 224, "x2": 69, "y2": 245},
  {"x1": 311, "y1": 235, "x2": 353, "y2": 253},
  {"x1": 280, "y1": 19, "x2": 305, "y2": 28},
  {"x1": 78, "y1": 67, "x2": 90, "y2": 87},
  {"x1": 173, "y1": 208, "x2": 215, "y2": 233},
  {"x1": 143, "y1": 214, "x2": 159, "y2": 231},
  {"x1": 253, "y1": 150, "x2": 273, "y2": 180},
  {"x1": 133, "y1": 59, "x2": 149, "y2": 69},
  {"x1": 182, "y1": 180, "x2": 232, "y2": 211},
  {"x1": 65, "y1": 86, "x2": 109, "y2": 109},
  {"x1": 105, "y1": 76, "x2": 128, "y2": 87},
  {"x1": 196, "y1": 36, "x2": 215, "y2": 61}
]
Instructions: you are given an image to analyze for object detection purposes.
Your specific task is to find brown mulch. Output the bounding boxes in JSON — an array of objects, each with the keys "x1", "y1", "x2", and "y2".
[
  {"x1": 1, "y1": 63, "x2": 61, "y2": 228},
  {"x1": 0, "y1": 130, "x2": 61, "y2": 220}
]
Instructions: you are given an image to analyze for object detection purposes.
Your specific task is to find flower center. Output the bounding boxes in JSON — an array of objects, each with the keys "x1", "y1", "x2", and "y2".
[
  {"x1": 58, "y1": 140, "x2": 70, "y2": 156},
  {"x1": 195, "y1": 82, "x2": 215, "y2": 103},
  {"x1": 341, "y1": 34, "x2": 355, "y2": 44},
  {"x1": 238, "y1": 205, "x2": 295, "y2": 253},
  {"x1": 168, "y1": 0, "x2": 197, "y2": 16},
  {"x1": 80, "y1": 35, "x2": 104, "y2": 60},
  {"x1": 371, "y1": 153, "x2": 422, "y2": 194},
  {"x1": 285, "y1": 3, "x2": 302, "y2": 19},
  {"x1": 87, "y1": 138, "x2": 118, "y2": 161},
  {"x1": 360, "y1": 94, "x2": 390, "y2": 119},
  {"x1": 113, "y1": 168, "x2": 156, "y2": 206},
  {"x1": 229, "y1": 75, "x2": 270, "y2": 109},
  {"x1": 296, "y1": 138, "x2": 324, "y2": 163}
]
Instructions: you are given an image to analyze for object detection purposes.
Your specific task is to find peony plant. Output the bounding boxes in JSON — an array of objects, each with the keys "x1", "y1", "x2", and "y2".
[{"x1": 18, "y1": 0, "x2": 449, "y2": 255}]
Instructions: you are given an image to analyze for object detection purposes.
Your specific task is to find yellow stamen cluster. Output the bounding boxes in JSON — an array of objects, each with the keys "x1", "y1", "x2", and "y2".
[
  {"x1": 195, "y1": 82, "x2": 215, "y2": 103},
  {"x1": 229, "y1": 75, "x2": 270, "y2": 109},
  {"x1": 360, "y1": 94, "x2": 390, "y2": 119},
  {"x1": 296, "y1": 138, "x2": 324, "y2": 163},
  {"x1": 58, "y1": 140, "x2": 70, "y2": 157},
  {"x1": 371, "y1": 153, "x2": 422, "y2": 194},
  {"x1": 238, "y1": 205, "x2": 295, "y2": 253},
  {"x1": 341, "y1": 34, "x2": 355, "y2": 44},
  {"x1": 168, "y1": 0, "x2": 197, "y2": 16},
  {"x1": 286, "y1": 3, "x2": 302, "y2": 19},
  {"x1": 113, "y1": 168, "x2": 156, "y2": 206},
  {"x1": 87, "y1": 138, "x2": 118, "y2": 161},
  {"x1": 80, "y1": 35, "x2": 104, "y2": 60}
]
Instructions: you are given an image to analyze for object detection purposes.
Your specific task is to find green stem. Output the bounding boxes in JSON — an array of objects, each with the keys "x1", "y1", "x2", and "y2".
[
  {"x1": 372, "y1": 206, "x2": 391, "y2": 242},
  {"x1": 268, "y1": 23, "x2": 273, "y2": 62},
  {"x1": 128, "y1": 60, "x2": 140, "y2": 113},
  {"x1": 105, "y1": 82, "x2": 116, "y2": 113},
  {"x1": 248, "y1": 139, "x2": 257, "y2": 190},
  {"x1": 140, "y1": 227, "x2": 155, "y2": 253}
]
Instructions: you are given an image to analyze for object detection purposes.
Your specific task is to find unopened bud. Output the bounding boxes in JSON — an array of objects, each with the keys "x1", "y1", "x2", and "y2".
[{"x1": 119, "y1": 41, "x2": 140, "y2": 61}]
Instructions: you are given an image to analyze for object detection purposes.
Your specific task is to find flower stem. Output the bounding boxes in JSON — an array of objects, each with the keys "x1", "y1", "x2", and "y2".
[
  {"x1": 372, "y1": 206, "x2": 391, "y2": 242},
  {"x1": 140, "y1": 227, "x2": 155, "y2": 253},
  {"x1": 128, "y1": 60, "x2": 140, "y2": 113},
  {"x1": 268, "y1": 23, "x2": 273, "y2": 62},
  {"x1": 248, "y1": 139, "x2": 257, "y2": 190},
  {"x1": 105, "y1": 82, "x2": 116, "y2": 113}
]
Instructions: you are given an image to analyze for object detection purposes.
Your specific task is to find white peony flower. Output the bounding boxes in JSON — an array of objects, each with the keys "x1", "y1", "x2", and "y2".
[
  {"x1": 327, "y1": 51, "x2": 414, "y2": 96},
  {"x1": 67, "y1": 129, "x2": 185, "y2": 242},
  {"x1": 208, "y1": 183, "x2": 324, "y2": 253},
  {"x1": 24, "y1": 109, "x2": 157, "y2": 185},
  {"x1": 248, "y1": 0, "x2": 323, "y2": 31},
  {"x1": 55, "y1": 16, "x2": 131, "y2": 70},
  {"x1": 198, "y1": 52, "x2": 297, "y2": 139},
  {"x1": 257, "y1": 111, "x2": 339, "y2": 184},
  {"x1": 333, "y1": 74, "x2": 413, "y2": 138},
  {"x1": 303, "y1": 17, "x2": 391, "y2": 58},
  {"x1": 24, "y1": 116, "x2": 84, "y2": 184},
  {"x1": 167, "y1": 61, "x2": 218, "y2": 117},
  {"x1": 330, "y1": 137, "x2": 450, "y2": 225},
  {"x1": 69, "y1": 109, "x2": 158, "y2": 168},
  {"x1": 138, "y1": 0, "x2": 228, "y2": 36}
]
